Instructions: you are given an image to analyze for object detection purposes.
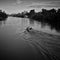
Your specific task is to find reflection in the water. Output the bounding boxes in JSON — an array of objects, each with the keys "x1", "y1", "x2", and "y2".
[
  {"x1": 29, "y1": 19, "x2": 35, "y2": 27},
  {"x1": 29, "y1": 19, "x2": 51, "y2": 29},
  {"x1": 29, "y1": 19, "x2": 46, "y2": 28},
  {"x1": 29, "y1": 19, "x2": 34, "y2": 25},
  {"x1": 30, "y1": 18, "x2": 60, "y2": 33},
  {"x1": 0, "y1": 19, "x2": 6, "y2": 26},
  {"x1": 40, "y1": 22, "x2": 46, "y2": 28},
  {"x1": 29, "y1": 19, "x2": 60, "y2": 35}
]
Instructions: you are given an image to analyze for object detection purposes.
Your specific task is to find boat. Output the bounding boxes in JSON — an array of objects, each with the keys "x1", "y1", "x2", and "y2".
[{"x1": 26, "y1": 27, "x2": 33, "y2": 32}]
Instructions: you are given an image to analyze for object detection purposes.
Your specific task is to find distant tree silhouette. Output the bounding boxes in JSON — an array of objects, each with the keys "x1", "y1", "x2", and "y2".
[
  {"x1": 0, "y1": 10, "x2": 8, "y2": 20},
  {"x1": 28, "y1": 9, "x2": 36, "y2": 18}
]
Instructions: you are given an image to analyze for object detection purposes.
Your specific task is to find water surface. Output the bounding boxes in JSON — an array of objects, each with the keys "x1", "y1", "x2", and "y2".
[{"x1": 0, "y1": 17, "x2": 60, "y2": 60}]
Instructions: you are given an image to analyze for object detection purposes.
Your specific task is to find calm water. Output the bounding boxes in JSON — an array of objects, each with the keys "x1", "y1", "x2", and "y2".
[
  {"x1": 0, "y1": 17, "x2": 60, "y2": 60},
  {"x1": 0, "y1": 17, "x2": 60, "y2": 35}
]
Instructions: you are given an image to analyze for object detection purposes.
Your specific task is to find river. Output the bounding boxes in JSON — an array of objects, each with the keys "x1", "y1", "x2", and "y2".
[{"x1": 0, "y1": 17, "x2": 60, "y2": 60}]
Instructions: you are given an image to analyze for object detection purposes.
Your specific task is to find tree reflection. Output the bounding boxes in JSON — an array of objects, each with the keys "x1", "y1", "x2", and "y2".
[
  {"x1": 29, "y1": 19, "x2": 34, "y2": 25},
  {"x1": 0, "y1": 19, "x2": 7, "y2": 26}
]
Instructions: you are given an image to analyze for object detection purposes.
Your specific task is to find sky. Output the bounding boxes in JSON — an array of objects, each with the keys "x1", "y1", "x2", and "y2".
[{"x1": 0, "y1": 0, "x2": 60, "y2": 14}]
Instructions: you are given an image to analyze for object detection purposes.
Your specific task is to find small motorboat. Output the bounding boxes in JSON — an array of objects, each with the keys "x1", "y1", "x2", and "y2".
[{"x1": 26, "y1": 27, "x2": 32, "y2": 32}]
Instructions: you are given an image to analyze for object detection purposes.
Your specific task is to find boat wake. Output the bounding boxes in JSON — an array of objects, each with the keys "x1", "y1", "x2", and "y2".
[{"x1": 17, "y1": 28, "x2": 60, "y2": 60}]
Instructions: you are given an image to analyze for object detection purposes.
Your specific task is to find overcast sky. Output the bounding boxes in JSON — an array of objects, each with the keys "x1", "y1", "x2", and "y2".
[{"x1": 0, "y1": 0, "x2": 60, "y2": 14}]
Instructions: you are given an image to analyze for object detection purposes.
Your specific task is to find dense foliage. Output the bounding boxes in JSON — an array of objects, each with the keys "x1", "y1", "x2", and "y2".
[{"x1": 0, "y1": 10, "x2": 8, "y2": 21}]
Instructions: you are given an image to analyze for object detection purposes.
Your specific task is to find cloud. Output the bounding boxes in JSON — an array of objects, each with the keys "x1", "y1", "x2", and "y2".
[
  {"x1": 27, "y1": 1, "x2": 60, "y2": 8},
  {"x1": 16, "y1": 0, "x2": 22, "y2": 4}
]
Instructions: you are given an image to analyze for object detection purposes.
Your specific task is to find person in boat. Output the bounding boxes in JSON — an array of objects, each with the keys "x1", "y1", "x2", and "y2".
[{"x1": 26, "y1": 27, "x2": 32, "y2": 32}]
